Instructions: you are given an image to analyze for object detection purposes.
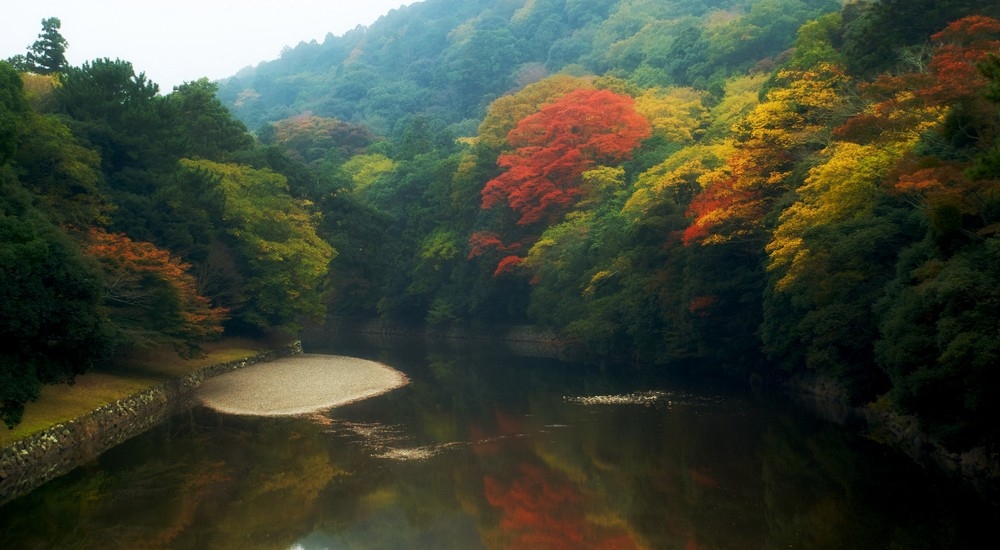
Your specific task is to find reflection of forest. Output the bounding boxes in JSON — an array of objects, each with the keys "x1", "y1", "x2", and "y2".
[
  {"x1": 0, "y1": 412, "x2": 346, "y2": 549},
  {"x1": 0, "y1": 347, "x2": 994, "y2": 549}
]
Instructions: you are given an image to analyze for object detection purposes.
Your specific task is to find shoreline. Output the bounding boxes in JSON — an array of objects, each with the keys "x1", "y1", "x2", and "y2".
[{"x1": 0, "y1": 342, "x2": 303, "y2": 506}]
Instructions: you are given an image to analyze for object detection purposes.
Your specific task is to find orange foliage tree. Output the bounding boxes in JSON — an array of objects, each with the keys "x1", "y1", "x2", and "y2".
[{"x1": 85, "y1": 227, "x2": 227, "y2": 350}]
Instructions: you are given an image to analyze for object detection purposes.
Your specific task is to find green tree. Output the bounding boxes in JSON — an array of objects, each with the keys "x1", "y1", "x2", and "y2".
[
  {"x1": 876, "y1": 238, "x2": 1000, "y2": 447},
  {"x1": 1, "y1": 62, "x2": 111, "y2": 427},
  {"x1": 25, "y1": 17, "x2": 69, "y2": 75},
  {"x1": 180, "y1": 159, "x2": 335, "y2": 332},
  {"x1": 55, "y1": 58, "x2": 166, "y2": 176},
  {"x1": 12, "y1": 112, "x2": 109, "y2": 227},
  {"x1": 167, "y1": 78, "x2": 254, "y2": 161},
  {"x1": 0, "y1": 181, "x2": 111, "y2": 427},
  {"x1": 0, "y1": 62, "x2": 29, "y2": 163},
  {"x1": 445, "y1": 26, "x2": 523, "y2": 113},
  {"x1": 54, "y1": 57, "x2": 176, "y2": 243},
  {"x1": 788, "y1": 12, "x2": 846, "y2": 70}
]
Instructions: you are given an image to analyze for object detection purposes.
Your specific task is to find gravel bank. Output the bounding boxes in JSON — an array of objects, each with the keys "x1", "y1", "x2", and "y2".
[{"x1": 195, "y1": 354, "x2": 408, "y2": 416}]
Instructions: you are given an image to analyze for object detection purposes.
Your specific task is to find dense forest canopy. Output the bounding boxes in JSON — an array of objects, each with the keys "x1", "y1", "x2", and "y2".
[{"x1": 4, "y1": 0, "x2": 1000, "y2": 462}]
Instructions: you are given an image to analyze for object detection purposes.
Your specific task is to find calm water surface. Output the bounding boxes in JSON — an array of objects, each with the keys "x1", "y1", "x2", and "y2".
[{"x1": 1, "y1": 338, "x2": 995, "y2": 549}]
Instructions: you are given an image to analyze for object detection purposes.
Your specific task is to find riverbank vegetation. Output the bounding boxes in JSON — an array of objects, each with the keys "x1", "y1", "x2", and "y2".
[{"x1": 4, "y1": 1, "x2": 1000, "y2": 463}]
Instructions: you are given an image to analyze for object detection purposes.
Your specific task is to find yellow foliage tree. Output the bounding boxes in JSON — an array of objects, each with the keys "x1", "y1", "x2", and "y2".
[
  {"x1": 766, "y1": 141, "x2": 909, "y2": 291},
  {"x1": 340, "y1": 153, "x2": 397, "y2": 196},
  {"x1": 685, "y1": 63, "x2": 853, "y2": 245},
  {"x1": 634, "y1": 86, "x2": 708, "y2": 144}
]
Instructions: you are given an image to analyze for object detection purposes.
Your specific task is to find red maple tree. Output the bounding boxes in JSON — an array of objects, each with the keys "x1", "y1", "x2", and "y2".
[
  {"x1": 473, "y1": 88, "x2": 650, "y2": 276},
  {"x1": 481, "y1": 88, "x2": 651, "y2": 226},
  {"x1": 921, "y1": 15, "x2": 1000, "y2": 106}
]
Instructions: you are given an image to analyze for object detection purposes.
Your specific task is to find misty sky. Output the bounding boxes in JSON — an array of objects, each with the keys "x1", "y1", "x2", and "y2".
[{"x1": 1, "y1": 1, "x2": 420, "y2": 91}]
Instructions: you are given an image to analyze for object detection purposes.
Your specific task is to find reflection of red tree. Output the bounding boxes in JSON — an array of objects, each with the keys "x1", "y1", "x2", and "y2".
[{"x1": 483, "y1": 463, "x2": 640, "y2": 550}]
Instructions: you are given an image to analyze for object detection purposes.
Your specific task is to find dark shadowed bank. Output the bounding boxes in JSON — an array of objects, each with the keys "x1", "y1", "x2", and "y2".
[
  {"x1": 0, "y1": 342, "x2": 302, "y2": 506},
  {"x1": 305, "y1": 320, "x2": 570, "y2": 360},
  {"x1": 786, "y1": 373, "x2": 999, "y2": 503}
]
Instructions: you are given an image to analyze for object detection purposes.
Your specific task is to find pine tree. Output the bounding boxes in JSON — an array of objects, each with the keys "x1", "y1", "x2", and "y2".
[{"x1": 26, "y1": 17, "x2": 68, "y2": 75}]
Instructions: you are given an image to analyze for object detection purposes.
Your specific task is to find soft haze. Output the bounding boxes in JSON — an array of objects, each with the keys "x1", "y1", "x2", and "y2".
[{"x1": 1, "y1": 1, "x2": 419, "y2": 91}]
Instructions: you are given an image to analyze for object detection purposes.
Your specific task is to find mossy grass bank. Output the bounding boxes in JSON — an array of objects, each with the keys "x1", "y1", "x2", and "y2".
[{"x1": 0, "y1": 338, "x2": 275, "y2": 447}]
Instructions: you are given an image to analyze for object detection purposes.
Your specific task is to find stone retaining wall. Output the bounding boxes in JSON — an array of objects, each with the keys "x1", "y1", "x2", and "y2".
[{"x1": 0, "y1": 342, "x2": 302, "y2": 506}]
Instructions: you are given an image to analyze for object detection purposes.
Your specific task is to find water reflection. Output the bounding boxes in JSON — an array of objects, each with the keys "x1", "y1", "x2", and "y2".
[{"x1": 0, "y1": 339, "x2": 995, "y2": 549}]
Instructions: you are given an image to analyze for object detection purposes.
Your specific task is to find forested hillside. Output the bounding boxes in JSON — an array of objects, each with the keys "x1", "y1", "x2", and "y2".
[
  {"x1": 4, "y1": 0, "x2": 1000, "y2": 461},
  {"x1": 2, "y1": 20, "x2": 335, "y2": 426},
  {"x1": 219, "y1": 0, "x2": 843, "y2": 135}
]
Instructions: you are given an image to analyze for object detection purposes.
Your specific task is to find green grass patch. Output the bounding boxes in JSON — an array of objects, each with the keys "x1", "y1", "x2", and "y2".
[{"x1": 0, "y1": 339, "x2": 273, "y2": 447}]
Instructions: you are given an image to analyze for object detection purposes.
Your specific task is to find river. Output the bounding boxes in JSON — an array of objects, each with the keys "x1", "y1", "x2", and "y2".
[{"x1": 0, "y1": 337, "x2": 995, "y2": 549}]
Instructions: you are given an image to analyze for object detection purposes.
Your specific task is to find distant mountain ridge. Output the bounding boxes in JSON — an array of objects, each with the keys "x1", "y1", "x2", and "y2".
[{"x1": 216, "y1": 0, "x2": 820, "y2": 136}]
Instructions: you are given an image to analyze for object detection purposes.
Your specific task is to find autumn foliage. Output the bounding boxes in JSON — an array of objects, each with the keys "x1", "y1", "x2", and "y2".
[
  {"x1": 921, "y1": 15, "x2": 1000, "y2": 106},
  {"x1": 269, "y1": 113, "x2": 373, "y2": 164},
  {"x1": 85, "y1": 227, "x2": 227, "y2": 347},
  {"x1": 841, "y1": 16, "x2": 1000, "y2": 237},
  {"x1": 474, "y1": 88, "x2": 650, "y2": 276},
  {"x1": 7, "y1": 1, "x2": 1000, "y2": 454},
  {"x1": 481, "y1": 88, "x2": 651, "y2": 226},
  {"x1": 683, "y1": 64, "x2": 850, "y2": 245}
]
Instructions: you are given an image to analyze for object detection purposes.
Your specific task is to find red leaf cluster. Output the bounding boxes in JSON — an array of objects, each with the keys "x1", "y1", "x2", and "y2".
[
  {"x1": 481, "y1": 88, "x2": 651, "y2": 226},
  {"x1": 493, "y1": 255, "x2": 524, "y2": 276},
  {"x1": 682, "y1": 175, "x2": 760, "y2": 246},
  {"x1": 467, "y1": 231, "x2": 508, "y2": 259},
  {"x1": 922, "y1": 16, "x2": 1000, "y2": 106}
]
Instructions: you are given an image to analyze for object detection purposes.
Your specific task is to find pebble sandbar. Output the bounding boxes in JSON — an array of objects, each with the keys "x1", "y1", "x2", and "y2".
[{"x1": 195, "y1": 354, "x2": 408, "y2": 416}]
